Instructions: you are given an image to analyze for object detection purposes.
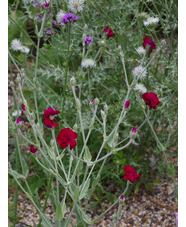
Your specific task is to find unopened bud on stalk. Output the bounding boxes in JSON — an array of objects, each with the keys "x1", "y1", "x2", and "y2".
[
  {"x1": 104, "y1": 104, "x2": 109, "y2": 115},
  {"x1": 30, "y1": 112, "x2": 35, "y2": 124},
  {"x1": 130, "y1": 127, "x2": 137, "y2": 139},
  {"x1": 50, "y1": 139, "x2": 55, "y2": 147},
  {"x1": 118, "y1": 45, "x2": 122, "y2": 50},
  {"x1": 73, "y1": 123, "x2": 78, "y2": 132},
  {"x1": 76, "y1": 98, "x2": 81, "y2": 111},
  {"x1": 70, "y1": 155, "x2": 73, "y2": 163},
  {"x1": 101, "y1": 110, "x2": 106, "y2": 121},
  {"x1": 16, "y1": 76, "x2": 22, "y2": 84},
  {"x1": 99, "y1": 40, "x2": 105, "y2": 47},
  {"x1": 119, "y1": 194, "x2": 125, "y2": 204},
  {"x1": 9, "y1": 81, "x2": 14, "y2": 88},
  {"x1": 124, "y1": 100, "x2": 130, "y2": 109},
  {"x1": 94, "y1": 97, "x2": 99, "y2": 105},
  {"x1": 84, "y1": 24, "x2": 88, "y2": 29},
  {"x1": 70, "y1": 77, "x2": 76, "y2": 86}
]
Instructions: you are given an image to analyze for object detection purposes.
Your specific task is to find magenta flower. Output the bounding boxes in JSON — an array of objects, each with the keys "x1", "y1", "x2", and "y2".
[
  {"x1": 123, "y1": 165, "x2": 140, "y2": 183},
  {"x1": 83, "y1": 37, "x2": 93, "y2": 44},
  {"x1": 143, "y1": 37, "x2": 156, "y2": 53},
  {"x1": 44, "y1": 2, "x2": 50, "y2": 8},
  {"x1": 61, "y1": 13, "x2": 78, "y2": 24},
  {"x1": 16, "y1": 118, "x2": 21, "y2": 124},
  {"x1": 132, "y1": 128, "x2": 137, "y2": 133},
  {"x1": 46, "y1": 30, "x2": 55, "y2": 36},
  {"x1": 120, "y1": 195, "x2": 124, "y2": 201},
  {"x1": 90, "y1": 99, "x2": 94, "y2": 104},
  {"x1": 30, "y1": 145, "x2": 38, "y2": 154},
  {"x1": 124, "y1": 100, "x2": 130, "y2": 109},
  {"x1": 43, "y1": 107, "x2": 60, "y2": 128},
  {"x1": 21, "y1": 104, "x2": 26, "y2": 115}
]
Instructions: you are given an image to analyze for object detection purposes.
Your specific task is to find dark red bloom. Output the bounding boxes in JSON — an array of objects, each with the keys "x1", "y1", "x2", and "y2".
[
  {"x1": 30, "y1": 145, "x2": 38, "y2": 154},
  {"x1": 44, "y1": 118, "x2": 58, "y2": 128},
  {"x1": 123, "y1": 165, "x2": 140, "y2": 183},
  {"x1": 43, "y1": 108, "x2": 60, "y2": 119},
  {"x1": 143, "y1": 37, "x2": 156, "y2": 53},
  {"x1": 103, "y1": 27, "x2": 115, "y2": 39},
  {"x1": 103, "y1": 27, "x2": 110, "y2": 33},
  {"x1": 124, "y1": 101, "x2": 130, "y2": 109},
  {"x1": 57, "y1": 128, "x2": 78, "y2": 150},
  {"x1": 131, "y1": 127, "x2": 137, "y2": 133},
  {"x1": 16, "y1": 117, "x2": 21, "y2": 124},
  {"x1": 142, "y1": 92, "x2": 161, "y2": 109},
  {"x1": 43, "y1": 108, "x2": 60, "y2": 128},
  {"x1": 44, "y1": 2, "x2": 50, "y2": 8},
  {"x1": 21, "y1": 104, "x2": 25, "y2": 115}
]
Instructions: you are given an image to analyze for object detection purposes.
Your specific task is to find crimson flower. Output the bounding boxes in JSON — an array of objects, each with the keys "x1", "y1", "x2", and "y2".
[
  {"x1": 16, "y1": 118, "x2": 21, "y2": 124},
  {"x1": 21, "y1": 104, "x2": 25, "y2": 115},
  {"x1": 142, "y1": 92, "x2": 161, "y2": 109},
  {"x1": 124, "y1": 101, "x2": 130, "y2": 109},
  {"x1": 43, "y1": 108, "x2": 60, "y2": 128},
  {"x1": 143, "y1": 37, "x2": 156, "y2": 53},
  {"x1": 123, "y1": 165, "x2": 140, "y2": 183},
  {"x1": 30, "y1": 145, "x2": 38, "y2": 154},
  {"x1": 57, "y1": 128, "x2": 78, "y2": 150},
  {"x1": 103, "y1": 27, "x2": 115, "y2": 39}
]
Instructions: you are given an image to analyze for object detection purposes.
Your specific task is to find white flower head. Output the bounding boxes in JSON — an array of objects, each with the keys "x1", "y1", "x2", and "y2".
[
  {"x1": 20, "y1": 46, "x2": 30, "y2": 54},
  {"x1": 134, "y1": 83, "x2": 147, "y2": 94},
  {"x1": 56, "y1": 10, "x2": 66, "y2": 23},
  {"x1": 132, "y1": 66, "x2": 147, "y2": 79},
  {"x1": 11, "y1": 39, "x2": 22, "y2": 51},
  {"x1": 81, "y1": 59, "x2": 96, "y2": 68},
  {"x1": 144, "y1": 17, "x2": 159, "y2": 27},
  {"x1": 12, "y1": 110, "x2": 22, "y2": 117},
  {"x1": 136, "y1": 46, "x2": 146, "y2": 55},
  {"x1": 68, "y1": 0, "x2": 84, "y2": 13}
]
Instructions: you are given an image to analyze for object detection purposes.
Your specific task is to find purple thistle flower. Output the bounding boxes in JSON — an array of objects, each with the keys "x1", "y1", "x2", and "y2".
[
  {"x1": 83, "y1": 37, "x2": 93, "y2": 44},
  {"x1": 61, "y1": 13, "x2": 78, "y2": 24},
  {"x1": 52, "y1": 20, "x2": 59, "y2": 29},
  {"x1": 46, "y1": 30, "x2": 55, "y2": 36}
]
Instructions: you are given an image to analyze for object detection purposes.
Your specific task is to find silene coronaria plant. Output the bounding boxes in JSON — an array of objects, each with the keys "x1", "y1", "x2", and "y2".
[{"x1": 8, "y1": 0, "x2": 177, "y2": 226}]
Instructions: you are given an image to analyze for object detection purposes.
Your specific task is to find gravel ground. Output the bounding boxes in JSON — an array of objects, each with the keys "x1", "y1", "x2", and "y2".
[
  {"x1": 8, "y1": 69, "x2": 178, "y2": 226},
  {"x1": 8, "y1": 176, "x2": 177, "y2": 227}
]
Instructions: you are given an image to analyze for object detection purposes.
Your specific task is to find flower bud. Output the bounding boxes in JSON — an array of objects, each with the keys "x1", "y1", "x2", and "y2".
[
  {"x1": 70, "y1": 77, "x2": 76, "y2": 86},
  {"x1": 101, "y1": 110, "x2": 106, "y2": 121},
  {"x1": 124, "y1": 100, "x2": 130, "y2": 109},
  {"x1": 94, "y1": 97, "x2": 99, "y2": 106},
  {"x1": 29, "y1": 112, "x2": 35, "y2": 124},
  {"x1": 104, "y1": 104, "x2": 109, "y2": 115},
  {"x1": 73, "y1": 123, "x2": 78, "y2": 132},
  {"x1": 99, "y1": 40, "x2": 106, "y2": 47},
  {"x1": 119, "y1": 194, "x2": 125, "y2": 203},
  {"x1": 84, "y1": 24, "x2": 88, "y2": 29},
  {"x1": 16, "y1": 76, "x2": 22, "y2": 84},
  {"x1": 50, "y1": 139, "x2": 55, "y2": 147},
  {"x1": 15, "y1": 118, "x2": 22, "y2": 128},
  {"x1": 9, "y1": 81, "x2": 14, "y2": 88},
  {"x1": 130, "y1": 127, "x2": 137, "y2": 139},
  {"x1": 76, "y1": 98, "x2": 81, "y2": 112}
]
